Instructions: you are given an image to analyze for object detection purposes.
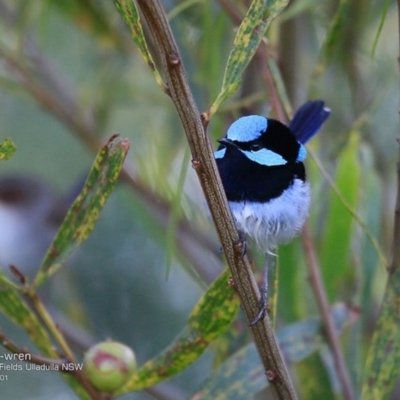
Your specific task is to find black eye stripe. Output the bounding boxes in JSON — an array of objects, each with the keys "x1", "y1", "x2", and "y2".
[
  {"x1": 227, "y1": 119, "x2": 301, "y2": 161},
  {"x1": 249, "y1": 143, "x2": 262, "y2": 151},
  {"x1": 237, "y1": 139, "x2": 263, "y2": 151}
]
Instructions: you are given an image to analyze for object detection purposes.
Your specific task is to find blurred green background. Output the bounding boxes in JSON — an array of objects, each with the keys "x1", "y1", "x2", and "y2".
[{"x1": 0, "y1": 0, "x2": 398, "y2": 399}]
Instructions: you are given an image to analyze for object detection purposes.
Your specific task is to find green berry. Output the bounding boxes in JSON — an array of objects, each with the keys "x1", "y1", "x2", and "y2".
[{"x1": 83, "y1": 341, "x2": 136, "y2": 392}]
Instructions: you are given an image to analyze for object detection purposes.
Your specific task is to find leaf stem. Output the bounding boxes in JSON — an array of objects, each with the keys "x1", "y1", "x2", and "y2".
[{"x1": 27, "y1": 292, "x2": 76, "y2": 362}]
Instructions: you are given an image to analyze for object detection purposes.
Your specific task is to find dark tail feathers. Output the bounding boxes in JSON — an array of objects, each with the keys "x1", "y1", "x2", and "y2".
[{"x1": 289, "y1": 100, "x2": 330, "y2": 144}]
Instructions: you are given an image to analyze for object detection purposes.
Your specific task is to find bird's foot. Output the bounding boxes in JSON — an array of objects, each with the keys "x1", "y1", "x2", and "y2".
[
  {"x1": 234, "y1": 231, "x2": 247, "y2": 258},
  {"x1": 249, "y1": 285, "x2": 269, "y2": 325}
]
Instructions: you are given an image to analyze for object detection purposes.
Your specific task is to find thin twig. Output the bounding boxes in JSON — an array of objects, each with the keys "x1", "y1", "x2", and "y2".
[
  {"x1": 302, "y1": 226, "x2": 355, "y2": 400},
  {"x1": 26, "y1": 291, "x2": 76, "y2": 362},
  {"x1": 256, "y1": 42, "x2": 287, "y2": 121},
  {"x1": 0, "y1": 330, "x2": 106, "y2": 400},
  {"x1": 389, "y1": 0, "x2": 400, "y2": 274},
  {"x1": 134, "y1": 1, "x2": 296, "y2": 398},
  {"x1": 0, "y1": 329, "x2": 67, "y2": 366},
  {"x1": 391, "y1": 0, "x2": 400, "y2": 274}
]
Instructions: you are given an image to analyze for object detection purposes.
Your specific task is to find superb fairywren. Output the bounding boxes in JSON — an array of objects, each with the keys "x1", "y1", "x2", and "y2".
[
  {"x1": 215, "y1": 100, "x2": 330, "y2": 254},
  {"x1": 215, "y1": 101, "x2": 330, "y2": 323}
]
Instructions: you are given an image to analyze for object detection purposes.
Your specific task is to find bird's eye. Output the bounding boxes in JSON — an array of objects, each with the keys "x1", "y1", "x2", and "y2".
[{"x1": 250, "y1": 143, "x2": 262, "y2": 151}]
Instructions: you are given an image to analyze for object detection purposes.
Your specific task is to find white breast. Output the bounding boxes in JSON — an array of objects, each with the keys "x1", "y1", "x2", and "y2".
[{"x1": 228, "y1": 179, "x2": 311, "y2": 253}]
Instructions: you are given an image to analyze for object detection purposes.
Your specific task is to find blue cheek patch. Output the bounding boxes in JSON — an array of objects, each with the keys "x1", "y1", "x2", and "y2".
[
  {"x1": 227, "y1": 116, "x2": 267, "y2": 142},
  {"x1": 241, "y1": 148, "x2": 287, "y2": 166},
  {"x1": 214, "y1": 148, "x2": 226, "y2": 159},
  {"x1": 297, "y1": 144, "x2": 307, "y2": 161}
]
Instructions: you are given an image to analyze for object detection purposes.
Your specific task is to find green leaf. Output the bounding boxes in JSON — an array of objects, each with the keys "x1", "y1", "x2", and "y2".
[
  {"x1": 308, "y1": 146, "x2": 386, "y2": 269},
  {"x1": 319, "y1": 132, "x2": 360, "y2": 302},
  {"x1": 296, "y1": 349, "x2": 336, "y2": 400},
  {"x1": 209, "y1": 0, "x2": 289, "y2": 117},
  {"x1": 278, "y1": 242, "x2": 304, "y2": 323},
  {"x1": 320, "y1": 0, "x2": 350, "y2": 66},
  {"x1": 114, "y1": 0, "x2": 166, "y2": 91},
  {"x1": 118, "y1": 268, "x2": 240, "y2": 393},
  {"x1": 0, "y1": 138, "x2": 17, "y2": 161},
  {"x1": 34, "y1": 135, "x2": 129, "y2": 287},
  {"x1": 267, "y1": 255, "x2": 278, "y2": 329},
  {"x1": 191, "y1": 304, "x2": 352, "y2": 400},
  {"x1": 362, "y1": 266, "x2": 400, "y2": 399},
  {"x1": 370, "y1": 0, "x2": 391, "y2": 58}
]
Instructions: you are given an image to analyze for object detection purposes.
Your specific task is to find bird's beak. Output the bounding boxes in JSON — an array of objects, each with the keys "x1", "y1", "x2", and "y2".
[{"x1": 217, "y1": 137, "x2": 239, "y2": 149}]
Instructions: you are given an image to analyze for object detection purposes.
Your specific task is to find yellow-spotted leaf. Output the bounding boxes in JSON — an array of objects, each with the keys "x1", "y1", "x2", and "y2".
[
  {"x1": 0, "y1": 138, "x2": 17, "y2": 161},
  {"x1": 209, "y1": 0, "x2": 289, "y2": 117},
  {"x1": 114, "y1": 0, "x2": 166, "y2": 91},
  {"x1": 362, "y1": 266, "x2": 400, "y2": 399},
  {"x1": 191, "y1": 304, "x2": 352, "y2": 400},
  {"x1": 34, "y1": 135, "x2": 129, "y2": 288},
  {"x1": 117, "y1": 268, "x2": 240, "y2": 394}
]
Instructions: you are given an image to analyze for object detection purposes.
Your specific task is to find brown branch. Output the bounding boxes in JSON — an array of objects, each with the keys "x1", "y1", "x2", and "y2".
[{"x1": 134, "y1": 1, "x2": 296, "y2": 398}]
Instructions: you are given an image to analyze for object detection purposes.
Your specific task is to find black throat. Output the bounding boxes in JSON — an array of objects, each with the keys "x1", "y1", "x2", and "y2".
[{"x1": 216, "y1": 149, "x2": 306, "y2": 202}]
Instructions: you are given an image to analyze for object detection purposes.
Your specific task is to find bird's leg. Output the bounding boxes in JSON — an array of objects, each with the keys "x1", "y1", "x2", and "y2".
[{"x1": 249, "y1": 253, "x2": 270, "y2": 325}]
